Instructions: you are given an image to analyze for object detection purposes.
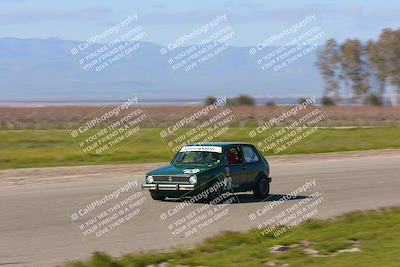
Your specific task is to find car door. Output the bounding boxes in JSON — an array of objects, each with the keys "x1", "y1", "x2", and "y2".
[
  {"x1": 241, "y1": 145, "x2": 261, "y2": 190},
  {"x1": 223, "y1": 146, "x2": 247, "y2": 192}
]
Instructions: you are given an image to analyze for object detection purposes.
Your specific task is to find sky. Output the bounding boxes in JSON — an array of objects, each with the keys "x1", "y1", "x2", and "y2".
[{"x1": 0, "y1": 0, "x2": 399, "y2": 46}]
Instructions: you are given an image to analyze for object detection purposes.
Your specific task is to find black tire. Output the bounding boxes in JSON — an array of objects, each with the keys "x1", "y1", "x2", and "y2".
[
  {"x1": 253, "y1": 176, "x2": 270, "y2": 199},
  {"x1": 150, "y1": 192, "x2": 166, "y2": 201},
  {"x1": 205, "y1": 181, "x2": 223, "y2": 203}
]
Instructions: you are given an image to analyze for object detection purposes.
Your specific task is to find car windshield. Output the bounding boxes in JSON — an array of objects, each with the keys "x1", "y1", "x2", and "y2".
[{"x1": 172, "y1": 151, "x2": 221, "y2": 165}]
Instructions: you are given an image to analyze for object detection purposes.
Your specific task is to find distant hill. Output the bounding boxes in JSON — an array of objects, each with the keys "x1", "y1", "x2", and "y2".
[{"x1": 0, "y1": 37, "x2": 323, "y2": 101}]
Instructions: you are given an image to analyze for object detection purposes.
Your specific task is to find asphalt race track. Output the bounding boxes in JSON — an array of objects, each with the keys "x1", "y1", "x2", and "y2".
[{"x1": 1, "y1": 150, "x2": 400, "y2": 267}]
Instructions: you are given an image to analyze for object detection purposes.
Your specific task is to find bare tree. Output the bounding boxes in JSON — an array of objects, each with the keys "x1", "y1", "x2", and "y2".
[
  {"x1": 316, "y1": 39, "x2": 341, "y2": 100},
  {"x1": 366, "y1": 40, "x2": 388, "y2": 99},
  {"x1": 377, "y1": 29, "x2": 400, "y2": 106},
  {"x1": 317, "y1": 28, "x2": 400, "y2": 106},
  {"x1": 340, "y1": 39, "x2": 369, "y2": 101}
]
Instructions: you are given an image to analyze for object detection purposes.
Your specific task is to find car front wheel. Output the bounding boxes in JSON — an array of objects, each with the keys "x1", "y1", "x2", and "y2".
[{"x1": 253, "y1": 176, "x2": 270, "y2": 199}]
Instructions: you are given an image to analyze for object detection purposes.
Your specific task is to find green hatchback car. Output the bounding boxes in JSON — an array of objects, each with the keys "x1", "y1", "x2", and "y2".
[{"x1": 142, "y1": 142, "x2": 271, "y2": 201}]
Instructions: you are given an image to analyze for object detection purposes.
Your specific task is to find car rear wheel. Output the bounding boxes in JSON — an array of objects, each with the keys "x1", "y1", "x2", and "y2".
[
  {"x1": 253, "y1": 176, "x2": 270, "y2": 199},
  {"x1": 150, "y1": 192, "x2": 166, "y2": 201}
]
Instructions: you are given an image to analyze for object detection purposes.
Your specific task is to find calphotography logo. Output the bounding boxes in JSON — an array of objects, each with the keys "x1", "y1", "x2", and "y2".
[
  {"x1": 154, "y1": 178, "x2": 235, "y2": 239},
  {"x1": 70, "y1": 97, "x2": 150, "y2": 162},
  {"x1": 69, "y1": 179, "x2": 147, "y2": 239},
  {"x1": 159, "y1": 14, "x2": 235, "y2": 72},
  {"x1": 248, "y1": 96, "x2": 329, "y2": 155},
  {"x1": 247, "y1": 179, "x2": 328, "y2": 238},
  {"x1": 70, "y1": 14, "x2": 146, "y2": 72},
  {"x1": 250, "y1": 14, "x2": 324, "y2": 72},
  {"x1": 157, "y1": 96, "x2": 241, "y2": 154}
]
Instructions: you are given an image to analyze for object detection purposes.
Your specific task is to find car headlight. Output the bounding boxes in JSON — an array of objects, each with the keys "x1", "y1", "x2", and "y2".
[
  {"x1": 189, "y1": 175, "x2": 197, "y2": 185},
  {"x1": 146, "y1": 175, "x2": 154, "y2": 183}
]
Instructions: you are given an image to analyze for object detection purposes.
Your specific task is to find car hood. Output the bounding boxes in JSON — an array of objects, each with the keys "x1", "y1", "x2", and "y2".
[{"x1": 147, "y1": 163, "x2": 219, "y2": 176}]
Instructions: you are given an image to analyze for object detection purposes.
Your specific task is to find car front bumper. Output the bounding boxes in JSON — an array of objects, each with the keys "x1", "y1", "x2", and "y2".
[{"x1": 142, "y1": 183, "x2": 195, "y2": 191}]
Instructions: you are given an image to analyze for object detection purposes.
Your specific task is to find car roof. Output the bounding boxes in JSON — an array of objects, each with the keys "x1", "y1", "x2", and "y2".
[{"x1": 186, "y1": 142, "x2": 252, "y2": 148}]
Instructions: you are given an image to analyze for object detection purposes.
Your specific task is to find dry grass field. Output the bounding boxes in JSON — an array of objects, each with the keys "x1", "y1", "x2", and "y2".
[{"x1": 0, "y1": 105, "x2": 400, "y2": 129}]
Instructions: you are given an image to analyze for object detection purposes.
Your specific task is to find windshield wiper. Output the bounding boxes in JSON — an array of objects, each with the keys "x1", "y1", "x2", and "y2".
[{"x1": 171, "y1": 159, "x2": 184, "y2": 167}]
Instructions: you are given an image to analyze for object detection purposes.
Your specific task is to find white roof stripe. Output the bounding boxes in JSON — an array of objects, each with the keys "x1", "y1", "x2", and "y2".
[{"x1": 180, "y1": 146, "x2": 222, "y2": 153}]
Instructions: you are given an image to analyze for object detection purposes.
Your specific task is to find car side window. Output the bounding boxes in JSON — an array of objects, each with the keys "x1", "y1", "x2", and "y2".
[
  {"x1": 242, "y1": 146, "x2": 259, "y2": 163},
  {"x1": 225, "y1": 147, "x2": 244, "y2": 165}
]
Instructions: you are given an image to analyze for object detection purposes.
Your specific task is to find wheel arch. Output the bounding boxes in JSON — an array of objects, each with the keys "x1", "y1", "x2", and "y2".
[{"x1": 253, "y1": 171, "x2": 268, "y2": 186}]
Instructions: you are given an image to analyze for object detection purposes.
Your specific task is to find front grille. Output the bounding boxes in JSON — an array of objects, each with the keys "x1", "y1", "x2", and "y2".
[{"x1": 153, "y1": 176, "x2": 189, "y2": 183}]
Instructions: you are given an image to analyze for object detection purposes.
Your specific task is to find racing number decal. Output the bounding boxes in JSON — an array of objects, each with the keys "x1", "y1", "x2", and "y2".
[{"x1": 223, "y1": 176, "x2": 233, "y2": 191}]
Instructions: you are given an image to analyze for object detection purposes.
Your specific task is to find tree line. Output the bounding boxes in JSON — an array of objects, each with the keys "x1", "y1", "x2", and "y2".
[
  {"x1": 316, "y1": 28, "x2": 400, "y2": 106},
  {"x1": 204, "y1": 95, "x2": 256, "y2": 106}
]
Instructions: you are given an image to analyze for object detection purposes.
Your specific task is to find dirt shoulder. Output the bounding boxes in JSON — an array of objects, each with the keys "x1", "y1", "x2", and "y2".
[{"x1": 1, "y1": 149, "x2": 399, "y2": 188}]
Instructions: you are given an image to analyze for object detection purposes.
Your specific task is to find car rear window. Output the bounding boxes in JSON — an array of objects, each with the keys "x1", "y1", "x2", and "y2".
[{"x1": 242, "y1": 146, "x2": 259, "y2": 163}]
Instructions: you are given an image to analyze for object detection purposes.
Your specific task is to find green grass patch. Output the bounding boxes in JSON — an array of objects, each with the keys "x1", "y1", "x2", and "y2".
[
  {"x1": 0, "y1": 127, "x2": 399, "y2": 170},
  {"x1": 63, "y1": 208, "x2": 400, "y2": 267}
]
